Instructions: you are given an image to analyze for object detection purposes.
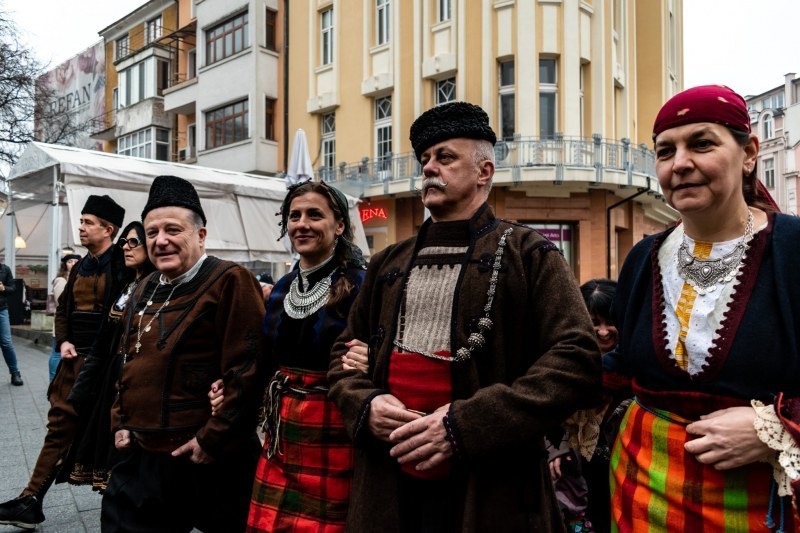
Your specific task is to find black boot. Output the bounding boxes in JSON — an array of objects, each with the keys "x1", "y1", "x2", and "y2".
[
  {"x1": 10, "y1": 372, "x2": 22, "y2": 386},
  {"x1": 0, "y1": 494, "x2": 44, "y2": 529}
]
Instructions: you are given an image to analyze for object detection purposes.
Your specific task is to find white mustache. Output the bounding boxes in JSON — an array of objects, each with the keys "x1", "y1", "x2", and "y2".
[{"x1": 419, "y1": 178, "x2": 448, "y2": 194}]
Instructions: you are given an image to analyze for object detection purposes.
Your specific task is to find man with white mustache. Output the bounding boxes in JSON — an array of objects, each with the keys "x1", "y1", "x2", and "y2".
[{"x1": 328, "y1": 101, "x2": 601, "y2": 531}]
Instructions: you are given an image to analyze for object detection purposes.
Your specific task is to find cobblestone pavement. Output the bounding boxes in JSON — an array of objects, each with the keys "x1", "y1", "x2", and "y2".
[{"x1": 0, "y1": 337, "x2": 101, "y2": 532}]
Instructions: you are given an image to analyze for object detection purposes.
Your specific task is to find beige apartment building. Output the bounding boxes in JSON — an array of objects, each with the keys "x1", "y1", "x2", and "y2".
[{"x1": 288, "y1": 0, "x2": 682, "y2": 281}]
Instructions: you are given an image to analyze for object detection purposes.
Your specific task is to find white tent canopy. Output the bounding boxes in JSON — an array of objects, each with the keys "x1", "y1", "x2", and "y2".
[{"x1": 3, "y1": 143, "x2": 369, "y2": 290}]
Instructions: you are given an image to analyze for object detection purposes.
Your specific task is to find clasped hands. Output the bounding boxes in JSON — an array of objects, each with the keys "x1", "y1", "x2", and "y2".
[{"x1": 368, "y1": 394, "x2": 453, "y2": 472}]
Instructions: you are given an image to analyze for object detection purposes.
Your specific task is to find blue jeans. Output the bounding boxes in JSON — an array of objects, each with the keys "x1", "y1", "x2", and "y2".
[
  {"x1": 0, "y1": 308, "x2": 19, "y2": 375},
  {"x1": 49, "y1": 338, "x2": 60, "y2": 382}
]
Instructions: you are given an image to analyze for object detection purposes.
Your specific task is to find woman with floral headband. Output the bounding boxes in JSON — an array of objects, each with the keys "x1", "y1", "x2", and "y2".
[
  {"x1": 605, "y1": 85, "x2": 800, "y2": 531},
  {"x1": 211, "y1": 180, "x2": 368, "y2": 532}
]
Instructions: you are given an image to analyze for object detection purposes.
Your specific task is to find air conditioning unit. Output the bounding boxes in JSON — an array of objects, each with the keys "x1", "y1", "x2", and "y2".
[{"x1": 178, "y1": 147, "x2": 188, "y2": 161}]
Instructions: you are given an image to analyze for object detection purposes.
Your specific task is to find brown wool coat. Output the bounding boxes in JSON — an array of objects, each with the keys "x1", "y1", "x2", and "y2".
[
  {"x1": 328, "y1": 204, "x2": 602, "y2": 532},
  {"x1": 111, "y1": 257, "x2": 265, "y2": 458}
]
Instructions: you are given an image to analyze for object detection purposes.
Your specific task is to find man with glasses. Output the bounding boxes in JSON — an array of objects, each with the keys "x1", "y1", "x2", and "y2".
[{"x1": 0, "y1": 195, "x2": 126, "y2": 530}]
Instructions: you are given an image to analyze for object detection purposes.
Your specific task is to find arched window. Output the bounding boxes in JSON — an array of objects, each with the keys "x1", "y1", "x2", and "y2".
[{"x1": 763, "y1": 113, "x2": 774, "y2": 140}]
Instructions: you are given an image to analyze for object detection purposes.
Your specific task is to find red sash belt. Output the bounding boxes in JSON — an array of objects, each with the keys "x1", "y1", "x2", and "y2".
[{"x1": 388, "y1": 350, "x2": 453, "y2": 480}]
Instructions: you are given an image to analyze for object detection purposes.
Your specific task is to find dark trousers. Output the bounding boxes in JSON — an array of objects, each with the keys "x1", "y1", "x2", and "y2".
[
  {"x1": 101, "y1": 436, "x2": 260, "y2": 533},
  {"x1": 398, "y1": 475, "x2": 458, "y2": 533},
  {"x1": 23, "y1": 355, "x2": 84, "y2": 497}
]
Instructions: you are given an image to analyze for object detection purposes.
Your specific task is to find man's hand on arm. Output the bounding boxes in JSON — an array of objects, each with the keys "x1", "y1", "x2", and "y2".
[
  {"x1": 60, "y1": 341, "x2": 78, "y2": 360},
  {"x1": 171, "y1": 437, "x2": 213, "y2": 464},
  {"x1": 389, "y1": 403, "x2": 453, "y2": 471},
  {"x1": 367, "y1": 394, "x2": 421, "y2": 442}
]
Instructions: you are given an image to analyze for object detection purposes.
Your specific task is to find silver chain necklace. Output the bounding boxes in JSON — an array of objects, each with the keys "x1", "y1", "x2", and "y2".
[
  {"x1": 133, "y1": 281, "x2": 183, "y2": 354},
  {"x1": 676, "y1": 209, "x2": 753, "y2": 295},
  {"x1": 393, "y1": 227, "x2": 513, "y2": 362}
]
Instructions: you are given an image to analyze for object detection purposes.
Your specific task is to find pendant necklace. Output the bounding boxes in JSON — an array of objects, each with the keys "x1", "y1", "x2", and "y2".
[
  {"x1": 134, "y1": 280, "x2": 183, "y2": 353},
  {"x1": 676, "y1": 209, "x2": 753, "y2": 295}
]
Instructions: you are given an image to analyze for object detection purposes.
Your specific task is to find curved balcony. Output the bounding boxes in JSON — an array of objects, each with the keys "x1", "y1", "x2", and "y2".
[{"x1": 317, "y1": 134, "x2": 665, "y2": 201}]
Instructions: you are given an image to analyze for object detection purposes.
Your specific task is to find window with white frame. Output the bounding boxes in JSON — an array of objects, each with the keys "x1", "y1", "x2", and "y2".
[
  {"x1": 146, "y1": 16, "x2": 162, "y2": 44},
  {"x1": 764, "y1": 158, "x2": 775, "y2": 188},
  {"x1": 265, "y1": 97, "x2": 276, "y2": 140},
  {"x1": 498, "y1": 61, "x2": 515, "y2": 140},
  {"x1": 206, "y1": 12, "x2": 249, "y2": 65},
  {"x1": 321, "y1": 113, "x2": 336, "y2": 178},
  {"x1": 776, "y1": 92, "x2": 785, "y2": 109},
  {"x1": 539, "y1": 58, "x2": 557, "y2": 138},
  {"x1": 188, "y1": 49, "x2": 197, "y2": 79},
  {"x1": 438, "y1": 0, "x2": 451, "y2": 22},
  {"x1": 116, "y1": 35, "x2": 130, "y2": 60},
  {"x1": 118, "y1": 127, "x2": 170, "y2": 160},
  {"x1": 205, "y1": 99, "x2": 249, "y2": 149},
  {"x1": 375, "y1": 96, "x2": 392, "y2": 170},
  {"x1": 119, "y1": 60, "x2": 147, "y2": 108},
  {"x1": 112, "y1": 88, "x2": 119, "y2": 111},
  {"x1": 376, "y1": 0, "x2": 390, "y2": 46},
  {"x1": 579, "y1": 63, "x2": 587, "y2": 137},
  {"x1": 321, "y1": 9, "x2": 334, "y2": 65},
  {"x1": 763, "y1": 113, "x2": 774, "y2": 140},
  {"x1": 265, "y1": 8, "x2": 277, "y2": 51},
  {"x1": 435, "y1": 77, "x2": 455, "y2": 106},
  {"x1": 763, "y1": 96, "x2": 772, "y2": 110}
]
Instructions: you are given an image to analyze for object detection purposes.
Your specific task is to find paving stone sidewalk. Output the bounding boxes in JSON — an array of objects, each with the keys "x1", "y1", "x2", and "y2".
[{"x1": 0, "y1": 337, "x2": 101, "y2": 532}]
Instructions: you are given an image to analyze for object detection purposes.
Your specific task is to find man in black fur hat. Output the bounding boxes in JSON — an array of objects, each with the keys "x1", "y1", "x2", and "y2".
[
  {"x1": 101, "y1": 176, "x2": 264, "y2": 532},
  {"x1": 328, "y1": 102, "x2": 601, "y2": 531},
  {"x1": 0, "y1": 194, "x2": 126, "y2": 529}
]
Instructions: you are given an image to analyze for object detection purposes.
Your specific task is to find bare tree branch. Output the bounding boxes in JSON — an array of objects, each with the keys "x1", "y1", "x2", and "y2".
[{"x1": 0, "y1": 4, "x2": 88, "y2": 178}]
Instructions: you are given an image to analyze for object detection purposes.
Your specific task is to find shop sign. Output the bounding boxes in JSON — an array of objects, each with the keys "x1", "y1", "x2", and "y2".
[{"x1": 360, "y1": 207, "x2": 388, "y2": 222}]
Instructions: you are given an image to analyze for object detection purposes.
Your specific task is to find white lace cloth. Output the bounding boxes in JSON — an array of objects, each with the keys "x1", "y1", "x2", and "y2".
[
  {"x1": 564, "y1": 406, "x2": 606, "y2": 461},
  {"x1": 753, "y1": 399, "x2": 800, "y2": 497}
]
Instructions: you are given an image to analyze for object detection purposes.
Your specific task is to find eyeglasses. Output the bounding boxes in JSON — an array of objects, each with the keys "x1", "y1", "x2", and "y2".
[{"x1": 119, "y1": 237, "x2": 142, "y2": 249}]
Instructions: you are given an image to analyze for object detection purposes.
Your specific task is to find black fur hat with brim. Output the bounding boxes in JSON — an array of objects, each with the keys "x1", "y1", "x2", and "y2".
[
  {"x1": 141, "y1": 175, "x2": 207, "y2": 226},
  {"x1": 409, "y1": 101, "x2": 497, "y2": 162}
]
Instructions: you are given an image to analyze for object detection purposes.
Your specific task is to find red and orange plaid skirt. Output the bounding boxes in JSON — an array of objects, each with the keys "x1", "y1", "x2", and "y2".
[
  {"x1": 611, "y1": 398, "x2": 795, "y2": 532},
  {"x1": 247, "y1": 368, "x2": 353, "y2": 532}
]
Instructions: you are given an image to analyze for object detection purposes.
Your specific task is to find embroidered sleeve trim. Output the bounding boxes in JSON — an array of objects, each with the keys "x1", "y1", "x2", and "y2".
[
  {"x1": 443, "y1": 407, "x2": 464, "y2": 459},
  {"x1": 753, "y1": 399, "x2": 800, "y2": 497}
]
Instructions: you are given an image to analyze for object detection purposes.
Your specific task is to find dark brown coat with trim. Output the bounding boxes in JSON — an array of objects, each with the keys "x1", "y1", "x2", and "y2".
[
  {"x1": 111, "y1": 258, "x2": 265, "y2": 458},
  {"x1": 328, "y1": 204, "x2": 602, "y2": 532}
]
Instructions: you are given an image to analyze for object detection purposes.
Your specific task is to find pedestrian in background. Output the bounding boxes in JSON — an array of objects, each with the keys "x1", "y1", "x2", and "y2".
[{"x1": 0, "y1": 259, "x2": 22, "y2": 386}]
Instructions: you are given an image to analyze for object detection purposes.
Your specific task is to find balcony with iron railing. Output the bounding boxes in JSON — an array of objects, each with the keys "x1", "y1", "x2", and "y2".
[
  {"x1": 87, "y1": 109, "x2": 117, "y2": 140},
  {"x1": 316, "y1": 134, "x2": 663, "y2": 199}
]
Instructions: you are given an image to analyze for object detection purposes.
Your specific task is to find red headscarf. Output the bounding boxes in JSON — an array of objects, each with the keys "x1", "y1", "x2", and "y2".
[
  {"x1": 653, "y1": 85, "x2": 750, "y2": 138},
  {"x1": 653, "y1": 85, "x2": 780, "y2": 212}
]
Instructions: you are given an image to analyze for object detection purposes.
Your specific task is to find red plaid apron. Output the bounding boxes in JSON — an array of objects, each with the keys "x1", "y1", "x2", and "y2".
[{"x1": 247, "y1": 368, "x2": 353, "y2": 532}]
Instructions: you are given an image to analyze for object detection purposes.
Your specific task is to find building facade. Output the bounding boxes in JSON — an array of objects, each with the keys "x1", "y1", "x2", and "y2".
[
  {"x1": 288, "y1": 0, "x2": 682, "y2": 281},
  {"x1": 746, "y1": 73, "x2": 800, "y2": 215},
  {"x1": 91, "y1": 0, "x2": 284, "y2": 175}
]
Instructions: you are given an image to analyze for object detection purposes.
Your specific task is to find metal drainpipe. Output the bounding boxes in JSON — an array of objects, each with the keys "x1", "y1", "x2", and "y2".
[
  {"x1": 282, "y1": 0, "x2": 290, "y2": 172},
  {"x1": 605, "y1": 179, "x2": 651, "y2": 279}
]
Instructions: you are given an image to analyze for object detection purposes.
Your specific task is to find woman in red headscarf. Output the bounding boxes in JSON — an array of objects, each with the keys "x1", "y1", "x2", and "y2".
[{"x1": 605, "y1": 85, "x2": 800, "y2": 532}]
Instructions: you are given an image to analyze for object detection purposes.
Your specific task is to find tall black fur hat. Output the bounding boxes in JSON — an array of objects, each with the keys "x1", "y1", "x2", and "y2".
[
  {"x1": 409, "y1": 101, "x2": 497, "y2": 162},
  {"x1": 141, "y1": 175, "x2": 207, "y2": 226},
  {"x1": 82, "y1": 195, "x2": 125, "y2": 228}
]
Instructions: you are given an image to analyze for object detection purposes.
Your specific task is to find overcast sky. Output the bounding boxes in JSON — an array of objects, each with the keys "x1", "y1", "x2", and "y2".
[{"x1": 4, "y1": 0, "x2": 800, "y2": 99}]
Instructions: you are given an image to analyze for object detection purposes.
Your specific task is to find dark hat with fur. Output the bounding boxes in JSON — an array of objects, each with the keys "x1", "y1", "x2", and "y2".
[
  {"x1": 409, "y1": 101, "x2": 497, "y2": 162},
  {"x1": 141, "y1": 175, "x2": 206, "y2": 226},
  {"x1": 82, "y1": 195, "x2": 124, "y2": 228}
]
